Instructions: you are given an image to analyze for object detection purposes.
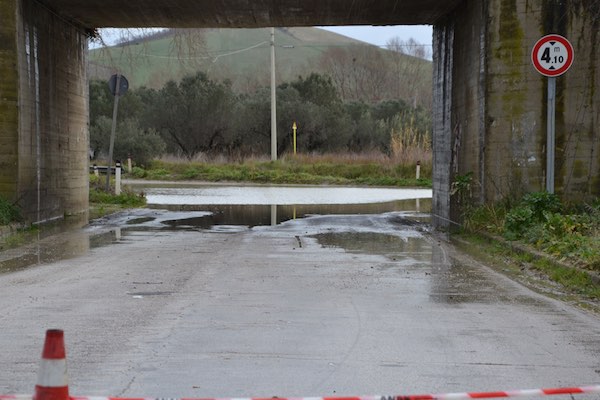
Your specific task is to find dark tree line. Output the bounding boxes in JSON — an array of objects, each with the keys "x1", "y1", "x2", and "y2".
[{"x1": 89, "y1": 72, "x2": 431, "y2": 164}]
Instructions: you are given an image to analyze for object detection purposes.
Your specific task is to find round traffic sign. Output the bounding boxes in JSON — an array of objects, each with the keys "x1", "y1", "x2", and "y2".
[
  {"x1": 108, "y1": 74, "x2": 129, "y2": 96},
  {"x1": 531, "y1": 34, "x2": 574, "y2": 77}
]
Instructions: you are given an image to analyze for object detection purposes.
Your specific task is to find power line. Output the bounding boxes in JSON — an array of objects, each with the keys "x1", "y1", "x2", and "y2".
[
  {"x1": 90, "y1": 41, "x2": 432, "y2": 63},
  {"x1": 212, "y1": 41, "x2": 269, "y2": 62}
]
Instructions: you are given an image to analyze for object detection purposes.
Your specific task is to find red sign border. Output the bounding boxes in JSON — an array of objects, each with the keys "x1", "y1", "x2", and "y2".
[{"x1": 531, "y1": 34, "x2": 574, "y2": 77}]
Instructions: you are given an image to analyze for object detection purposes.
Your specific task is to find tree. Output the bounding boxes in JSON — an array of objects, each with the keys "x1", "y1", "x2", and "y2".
[
  {"x1": 89, "y1": 80, "x2": 157, "y2": 159},
  {"x1": 286, "y1": 73, "x2": 341, "y2": 109},
  {"x1": 233, "y1": 77, "x2": 352, "y2": 155},
  {"x1": 231, "y1": 89, "x2": 271, "y2": 156},
  {"x1": 89, "y1": 79, "x2": 114, "y2": 126},
  {"x1": 344, "y1": 102, "x2": 379, "y2": 152},
  {"x1": 88, "y1": 58, "x2": 432, "y2": 161},
  {"x1": 277, "y1": 77, "x2": 351, "y2": 153},
  {"x1": 386, "y1": 37, "x2": 431, "y2": 59},
  {"x1": 148, "y1": 72, "x2": 236, "y2": 160},
  {"x1": 386, "y1": 37, "x2": 432, "y2": 108},
  {"x1": 319, "y1": 45, "x2": 389, "y2": 103},
  {"x1": 90, "y1": 117, "x2": 166, "y2": 166},
  {"x1": 371, "y1": 100, "x2": 432, "y2": 155}
]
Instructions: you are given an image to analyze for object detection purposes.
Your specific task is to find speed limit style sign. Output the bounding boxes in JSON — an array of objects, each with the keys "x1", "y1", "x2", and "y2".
[{"x1": 531, "y1": 34, "x2": 574, "y2": 77}]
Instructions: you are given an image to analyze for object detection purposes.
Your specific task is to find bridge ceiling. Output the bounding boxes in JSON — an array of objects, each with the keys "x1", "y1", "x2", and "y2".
[{"x1": 44, "y1": 0, "x2": 463, "y2": 29}]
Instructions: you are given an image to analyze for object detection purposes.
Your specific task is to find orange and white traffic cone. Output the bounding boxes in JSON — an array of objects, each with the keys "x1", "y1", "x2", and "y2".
[{"x1": 35, "y1": 330, "x2": 69, "y2": 400}]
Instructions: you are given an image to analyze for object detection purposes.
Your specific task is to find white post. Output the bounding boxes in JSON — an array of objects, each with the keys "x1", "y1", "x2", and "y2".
[
  {"x1": 115, "y1": 162, "x2": 122, "y2": 195},
  {"x1": 127, "y1": 156, "x2": 132, "y2": 173},
  {"x1": 416, "y1": 161, "x2": 421, "y2": 180}
]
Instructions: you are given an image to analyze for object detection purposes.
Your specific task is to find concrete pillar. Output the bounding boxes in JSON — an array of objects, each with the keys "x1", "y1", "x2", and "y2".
[
  {"x1": 434, "y1": 0, "x2": 599, "y2": 228},
  {"x1": 433, "y1": 0, "x2": 488, "y2": 228},
  {"x1": 0, "y1": 0, "x2": 19, "y2": 204},
  {"x1": 484, "y1": 0, "x2": 599, "y2": 201},
  {"x1": 450, "y1": 0, "x2": 488, "y2": 223},
  {"x1": 432, "y1": 18, "x2": 454, "y2": 229},
  {"x1": 0, "y1": 0, "x2": 89, "y2": 223}
]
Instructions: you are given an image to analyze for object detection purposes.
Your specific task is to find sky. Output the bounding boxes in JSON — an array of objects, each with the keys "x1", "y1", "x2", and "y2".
[{"x1": 319, "y1": 25, "x2": 433, "y2": 47}]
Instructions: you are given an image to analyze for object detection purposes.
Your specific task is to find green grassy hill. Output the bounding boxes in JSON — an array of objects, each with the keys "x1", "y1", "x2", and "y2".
[
  {"x1": 90, "y1": 28, "x2": 360, "y2": 89},
  {"x1": 89, "y1": 27, "x2": 432, "y2": 105}
]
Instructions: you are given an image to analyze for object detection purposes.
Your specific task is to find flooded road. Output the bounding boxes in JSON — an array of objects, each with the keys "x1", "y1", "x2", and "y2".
[
  {"x1": 0, "y1": 185, "x2": 431, "y2": 273},
  {"x1": 0, "y1": 184, "x2": 599, "y2": 399}
]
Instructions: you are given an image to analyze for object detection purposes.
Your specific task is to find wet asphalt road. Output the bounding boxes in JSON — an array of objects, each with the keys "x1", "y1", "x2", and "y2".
[{"x1": 0, "y1": 210, "x2": 599, "y2": 398}]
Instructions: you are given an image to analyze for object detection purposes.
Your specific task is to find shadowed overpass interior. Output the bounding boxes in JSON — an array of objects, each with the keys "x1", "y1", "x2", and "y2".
[{"x1": 45, "y1": 0, "x2": 463, "y2": 28}]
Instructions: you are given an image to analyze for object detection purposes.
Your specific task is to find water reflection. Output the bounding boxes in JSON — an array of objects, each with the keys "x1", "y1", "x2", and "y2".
[
  {"x1": 310, "y1": 229, "x2": 523, "y2": 306},
  {"x1": 0, "y1": 215, "x2": 90, "y2": 274},
  {"x1": 314, "y1": 232, "x2": 431, "y2": 265},
  {"x1": 148, "y1": 199, "x2": 431, "y2": 228},
  {"x1": 88, "y1": 229, "x2": 123, "y2": 248},
  {"x1": 1, "y1": 190, "x2": 432, "y2": 274}
]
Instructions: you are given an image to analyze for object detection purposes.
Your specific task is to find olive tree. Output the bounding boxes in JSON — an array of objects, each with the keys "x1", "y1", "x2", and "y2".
[{"x1": 148, "y1": 72, "x2": 237, "y2": 160}]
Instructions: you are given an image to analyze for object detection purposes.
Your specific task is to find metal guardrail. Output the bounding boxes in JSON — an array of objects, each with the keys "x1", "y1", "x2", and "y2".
[{"x1": 89, "y1": 165, "x2": 122, "y2": 175}]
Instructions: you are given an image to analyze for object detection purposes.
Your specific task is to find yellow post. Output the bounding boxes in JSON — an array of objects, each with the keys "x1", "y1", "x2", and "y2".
[{"x1": 292, "y1": 122, "x2": 297, "y2": 155}]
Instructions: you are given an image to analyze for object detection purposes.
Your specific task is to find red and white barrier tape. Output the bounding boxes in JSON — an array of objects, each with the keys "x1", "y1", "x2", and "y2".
[{"x1": 2, "y1": 385, "x2": 599, "y2": 400}]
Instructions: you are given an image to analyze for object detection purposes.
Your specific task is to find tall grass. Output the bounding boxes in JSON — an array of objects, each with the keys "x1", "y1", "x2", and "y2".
[
  {"x1": 140, "y1": 151, "x2": 432, "y2": 187},
  {"x1": 388, "y1": 114, "x2": 432, "y2": 166},
  {"x1": 158, "y1": 150, "x2": 431, "y2": 172}
]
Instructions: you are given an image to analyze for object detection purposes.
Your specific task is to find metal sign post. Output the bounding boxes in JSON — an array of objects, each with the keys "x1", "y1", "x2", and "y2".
[
  {"x1": 531, "y1": 34, "x2": 573, "y2": 194},
  {"x1": 546, "y1": 77, "x2": 556, "y2": 193}
]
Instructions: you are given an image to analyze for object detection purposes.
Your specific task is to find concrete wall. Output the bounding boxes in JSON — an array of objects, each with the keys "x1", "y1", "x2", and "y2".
[
  {"x1": 485, "y1": 0, "x2": 599, "y2": 201},
  {"x1": 432, "y1": 17, "x2": 454, "y2": 227},
  {"x1": 1, "y1": 0, "x2": 89, "y2": 223},
  {"x1": 434, "y1": 0, "x2": 599, "y2": 228},
  {"x1": 0, "y1": 0, "x2": 19, "y2": 203},
  {"x1": 432, "y1": 0, "x2": 487, "y2": 227}
]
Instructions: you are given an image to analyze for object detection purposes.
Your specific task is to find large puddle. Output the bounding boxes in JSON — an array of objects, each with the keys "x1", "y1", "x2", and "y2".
[
  {"x1": 0, "y1": 185, "x2": 535, "y2": 308},
  {"x1": 0, "y1": 185, "x2": 432, "y2": 274},
  {"x1": 143, "y1": 185, "x2": 432, "y2": 205}
]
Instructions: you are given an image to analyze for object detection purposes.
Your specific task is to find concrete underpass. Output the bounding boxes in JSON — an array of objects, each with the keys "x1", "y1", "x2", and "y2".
[{"x1": 0, "y1": 0, "x2": 598, "y2": 225}]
